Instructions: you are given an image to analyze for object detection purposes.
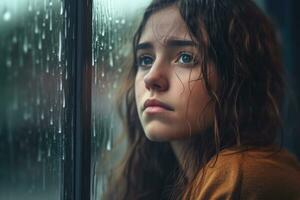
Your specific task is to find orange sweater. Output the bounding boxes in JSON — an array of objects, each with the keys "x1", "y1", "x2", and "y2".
[{"x1": 196, "y1": 146, "x2": 300, "y2": 200}]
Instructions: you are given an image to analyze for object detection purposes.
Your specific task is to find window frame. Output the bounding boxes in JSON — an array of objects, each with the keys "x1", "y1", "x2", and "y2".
[{"x1": 65, "y1": 0, "x2": 92, "y2": 199}]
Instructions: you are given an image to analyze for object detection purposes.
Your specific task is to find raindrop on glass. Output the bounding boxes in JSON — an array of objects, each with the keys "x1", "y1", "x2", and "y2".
[
  {"x1": 58, "y1": 31, "x2": 62, "y2": 62},
  {"x1": 23, "y1": 38, "x2": 28, "y2": 53},
  {"x1": 36, "y1": 96, "x2": 41, "y2": 105},
  {"x1": 60, "y1": 2, "x2": 64, "y2": 15},
  {"x1": 3, "y1": 10, "x2": 11, "y2": 21},
  {"x1": 12, "y1": 35, "x2": 17, "y2": 43},
  {"x1": 28, "y1": 3, "x2": 33, "y2": 12},
  {"x1": 38, "y1": 38, "x2": 42, "y2": 50},
  {"x1": 50, "y1": 116, "x2": 53, "y2": 126},
  {"x1": 59, "y1": 77, "x2": 63, "y2": 91},
  {"x1": 41, "y1": 112, "x2": 45, "y2": 120},
  {"x1": 58, "y1": 120, "x2": 62, "y2": 134},
  {"x1": 62, "y1": 90, "x2": 65, "y2": 108},
  {"x1": 47, "y1": 146, "x2": 51, "y2": 157},
  {"x1": 106, "y1": 139, "x2": 111, "y2": 151},
  {"x1": 37, "y1": 149, "x2": 42, "y2": 162},
  {"x1": 49, "y1": 10, "x2": 53, "y2": 31},
  {"x1": 109, "y1": 52, "x2": 113, "y2": 67},
  {"x1": 35, "y1": 23, "x2": 39, "y2": 34},
  {"x1": 42, "y1": 31, "x2": 46, "y2": 40},
  {"x1": 6, "y1": 59, "x2": 12, "y2": 68}
]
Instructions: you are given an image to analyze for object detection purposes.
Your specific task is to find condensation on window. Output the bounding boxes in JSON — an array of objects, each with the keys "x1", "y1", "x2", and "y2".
[
  {"x1": 91, "y1": 0, "x2": 151, "y2": 199},
  {"x1": 0, "y1": 0, "x2": 70, "y2": 199}
]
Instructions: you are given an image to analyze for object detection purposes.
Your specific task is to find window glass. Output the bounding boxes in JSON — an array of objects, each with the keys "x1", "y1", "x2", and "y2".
[
  {"x1": 0, "y1": 0, "x2": 71, "y2": 199},
  {"x1": 91, "y1": 0, "x2": 151, "y2": 199}
]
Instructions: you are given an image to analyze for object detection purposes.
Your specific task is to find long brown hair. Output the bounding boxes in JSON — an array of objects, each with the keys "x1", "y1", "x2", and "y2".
[{"x1": 104, "y1": 0, "x2": 284, "y2": 199}]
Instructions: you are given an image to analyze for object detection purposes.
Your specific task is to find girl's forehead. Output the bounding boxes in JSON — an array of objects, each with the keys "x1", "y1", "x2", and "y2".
[{"x1": 139, "y1": 5, "x2": 191, "y2": 44}]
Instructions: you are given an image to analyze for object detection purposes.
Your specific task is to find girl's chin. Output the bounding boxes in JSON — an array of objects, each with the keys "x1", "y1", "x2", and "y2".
[{"x1": 144, "y1": 131, "x2": 188, "y2": 142}]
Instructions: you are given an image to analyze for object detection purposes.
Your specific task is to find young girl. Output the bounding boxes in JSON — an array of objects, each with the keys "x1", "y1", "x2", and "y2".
[{"x1": 105, "y1": 0, "x2": 300, "y2": 199}]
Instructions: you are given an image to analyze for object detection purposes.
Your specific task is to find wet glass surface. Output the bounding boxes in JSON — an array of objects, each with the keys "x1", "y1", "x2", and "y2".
[
  {"x1": 91, "y1": 0, "x2": 151, "y2": 199},
  {"x1": 0, "y1": 0, "x2": 71, "y2": 199}
]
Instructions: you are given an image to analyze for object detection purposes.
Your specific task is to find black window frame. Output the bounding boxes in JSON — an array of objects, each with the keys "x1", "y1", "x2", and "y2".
[{"x1": 65, "y1": 0, "x2": 92, "y2": 199}]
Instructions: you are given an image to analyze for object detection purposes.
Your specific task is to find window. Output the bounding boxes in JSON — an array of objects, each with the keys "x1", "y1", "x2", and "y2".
[{"x1": 0, "y1": 0, "x2": 70, "y2": 199}]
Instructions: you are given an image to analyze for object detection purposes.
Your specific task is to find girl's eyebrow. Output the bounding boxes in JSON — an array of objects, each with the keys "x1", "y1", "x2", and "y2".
[{"x1": 136, "y1": 39, "x2": 197, "y2": 51}]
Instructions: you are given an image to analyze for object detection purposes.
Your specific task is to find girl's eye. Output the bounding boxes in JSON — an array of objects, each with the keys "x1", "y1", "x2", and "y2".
[
  {"x1": 137, "y1": 55, "x2": 154, "y2": 68},
  {"x1": 176, "y1": 52, "x2": 195, "y2": 65}
]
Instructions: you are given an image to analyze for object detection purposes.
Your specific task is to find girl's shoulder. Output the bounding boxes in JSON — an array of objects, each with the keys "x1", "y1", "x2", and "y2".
[{"x1": 198, "y1": 145, "x2": 300, "y2": 200}]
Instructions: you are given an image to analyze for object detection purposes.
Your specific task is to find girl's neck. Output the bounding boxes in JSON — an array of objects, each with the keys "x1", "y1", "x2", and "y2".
[{"x1": 170, "y1": 140, "x2": 196, "y2": 181}]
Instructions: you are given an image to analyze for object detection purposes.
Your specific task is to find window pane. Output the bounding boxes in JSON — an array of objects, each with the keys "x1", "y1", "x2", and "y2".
[
  {"x1": 0, "y1": 0, "x2": 71, "y2": 199},
  {"x1": 91, "y1": 0, "x2": 151, "y2": 199}
]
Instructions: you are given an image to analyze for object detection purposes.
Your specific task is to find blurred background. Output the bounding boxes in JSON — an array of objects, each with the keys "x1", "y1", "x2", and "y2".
[{"x1": 0, "y1": 0, "x2": 299, "y2": 199}]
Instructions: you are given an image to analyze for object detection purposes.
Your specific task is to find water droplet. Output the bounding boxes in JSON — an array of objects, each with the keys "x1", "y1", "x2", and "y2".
[
  {"x1": 49, "y1": 10, "x2": 53, "y2": 31},
  {"x1": 35, "y1": 23, "x2": 39, "y2": 34},
  {"x1": 46, "y1": 64, "x2": 49, "y2": 73},
  {"x1": 106, "y1": 139, "x2": 111, "y2": 151},
  {"x1": 41, "y1": 112, "x2": 45, "y2": 120},
  {"x1": 115, "y1": 19, "x2": 119, "y2": 24},
  {"x1": 92, "y1": 116, "x2": 96, "y2": 137},
  {"x1": 60, "y1": 2, "x2": 64, "y2": 15},
  {"x1": 58, "y1": 31, "x2": 62, "y2": 62},
  {"x1": 47, "y1": 146, "x2": 51, "y2": 157},
  {"x1": 23, "y1": 112, "x2": 31, "y2": 121},
  {"x1": 12, "y1": 35, "x2": 17, "y2": 43},
  {"x1": 42, "y1": 31, "x2": 46, "y2": 39},
  {"x1": 65, "y1": 68, "x2": 68, "y2": 80},
  {"x1": 38, "y1": 38, "x2": 42, "y2": 50},
  {"x1": 109, "y1": 52, "x2": 114, "y2": 67},
  {"x1": 37, "y1": 149, "x2": 42, "y2": 162},
  {"x1": 23, "y1": 39, "x2": 28, "y2": 53},
  {"x1": 121, "y1": 19, "x2": 126, "y2": 24},
  {"x1": 36, "y1": 96, "x2": 40, "y2": 105},
  {"x1": 62, "y1": 90, "x2": 65, "y2": 108},
  {"x1": 6, "y1": 59, "x2": 12, "y2": 68},
  {"x1": 50, "y1": 117, "x2": 53, "y2": 125},
  {"x1": 58, "y1": 121, "x2": 62, "y2": 133},
  {"x1": 59, "y1": 77, "x2": 63, "y2": 91},
  {"x1": 3, "y1": 10, "x2": 11, "y2": 22},
  {"x1": 28, "y1": 3, "x2": 33, "y2": 12}
]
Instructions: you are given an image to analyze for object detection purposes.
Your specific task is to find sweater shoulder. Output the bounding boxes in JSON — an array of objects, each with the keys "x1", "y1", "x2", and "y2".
[{"x1": 199, "y1": 146, "x2": 300, "y2": 199}]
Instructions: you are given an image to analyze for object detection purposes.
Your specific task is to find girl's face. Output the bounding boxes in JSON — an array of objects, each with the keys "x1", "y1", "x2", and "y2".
[{"x1": 134, "y1": 5, "x2": 215, "y2": 141}]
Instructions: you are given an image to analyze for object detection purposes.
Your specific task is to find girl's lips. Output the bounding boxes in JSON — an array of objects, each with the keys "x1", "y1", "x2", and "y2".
[
  {"x1": 144, "y1": 106, "x2": 170, "y2": 113},
  {"x1": 143, "y1": 99, "x2": 174, "y2": 111}
]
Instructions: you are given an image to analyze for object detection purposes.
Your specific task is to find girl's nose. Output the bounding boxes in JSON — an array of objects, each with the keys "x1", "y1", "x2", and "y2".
[{"x1": 143, "y1": 61, "x2": 169, "y2": 92}]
